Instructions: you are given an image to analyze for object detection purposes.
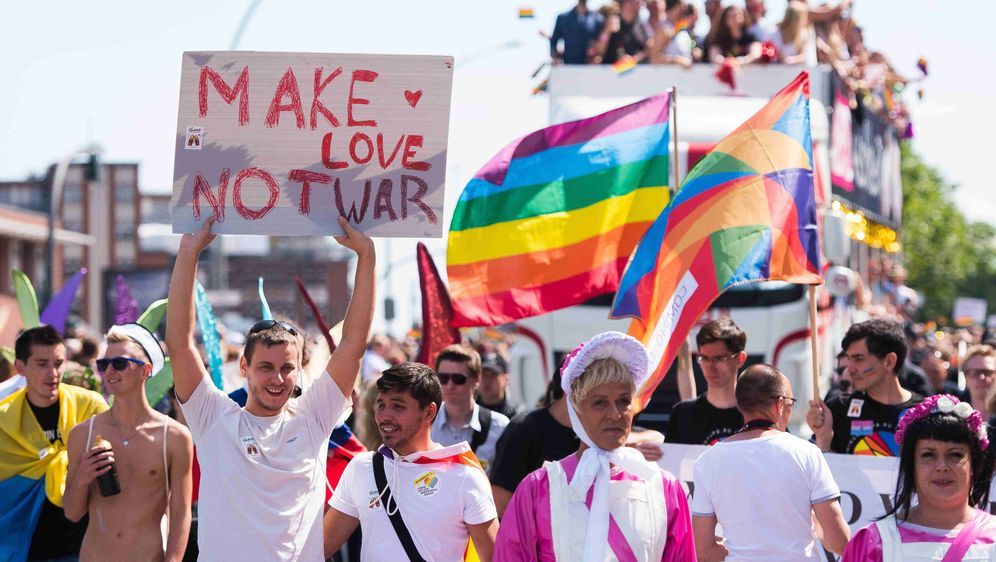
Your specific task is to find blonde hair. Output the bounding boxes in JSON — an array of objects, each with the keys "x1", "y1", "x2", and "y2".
[
  {"x1": 779, "y1": 1, "x2": 808, "y2": 52},
  {"x1": 356, "y1": 381, "x2": 382, "y2": 451},
  {"x1": 570, "y1": 357, "x2": 635, "y2": 410},
  {"x1": 105, "y1": 332, "x2": 151, "y2": 365}
]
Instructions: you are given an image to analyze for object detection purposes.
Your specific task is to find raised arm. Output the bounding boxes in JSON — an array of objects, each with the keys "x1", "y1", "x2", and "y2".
[
  {"x1": 325, "y1": 216, "x2": 377, "y2": 397},
  {"x1": 165, "y1": 218, "x2": 217, "y2": 402}
]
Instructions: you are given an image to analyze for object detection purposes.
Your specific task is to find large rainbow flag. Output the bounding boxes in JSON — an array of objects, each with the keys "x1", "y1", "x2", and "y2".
[
  {"x1": 448, "y1": 94, "x2": 671, "y2": 327},
  {"x1": 610, "y1": 72, "x2": 823, "y2": 409}
]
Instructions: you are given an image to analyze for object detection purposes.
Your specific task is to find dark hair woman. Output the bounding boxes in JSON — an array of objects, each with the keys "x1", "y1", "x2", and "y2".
[{"x1": 842, "y1": 394, "x2": 996, "y2": 561}]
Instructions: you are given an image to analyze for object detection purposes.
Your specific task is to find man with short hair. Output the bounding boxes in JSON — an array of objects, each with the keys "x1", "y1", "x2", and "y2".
[
  {"x1": 550, "y1": 0, "x2": 605, "y2": 64},
  {"x1": 324, "y1": 362, "x2": 499, "y2": 561},
  {"x1": 965, "y1": 345, "x2": 996, "y2": 415},
  {"x1": 361, "y1": 334, "x2": 392, "y2": 384},
  {"x1": 431, "y1": 345, "x2": 510, "y2": 472},
  {"x1": 665, "y1": 318, "x2": 746, "y2": 445},
  {"x1": 807, "y1": 319, "x2": 924, "y2": 455},
  {"x1": 693, "y1": 364, "x2": 850, "y2": 560},
  {"x1": 64, "y1": 323, "x2": 194, "y2": 561},
  {"x1": 165, "y1": 216, "x2": 375, "y2": 561},
  {"x1": 476, "y1": 352, "x2": 524, "y2": 420},
  {"x1": 0, "y1": 325, "x2": 108, "y2": 561}
]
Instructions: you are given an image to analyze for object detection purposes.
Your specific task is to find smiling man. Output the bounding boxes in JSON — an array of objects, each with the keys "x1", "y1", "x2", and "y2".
[
  {"x1": 0, "y1": 325, "x2": 107, "y2": 561},
  {"x1": 165, "y1": 216, "x2": 375, "y2": 561},
  {"x1": 323, "y1": 362, "x2": 498, "y2": 561},
  {"x1": 665, "y1": 319, "x2": 747, "y2": 445},
  {"x1": 807, "y1": 320, "x2": 924, "y2": 456},
  {"x1": 64, "y1": 323, "x2": 193, "y2": 562}
]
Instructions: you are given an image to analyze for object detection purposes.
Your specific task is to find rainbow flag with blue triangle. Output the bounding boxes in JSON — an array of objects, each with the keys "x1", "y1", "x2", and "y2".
[{"x1": 610, "y1": 71, "x2": 823, "y2": 409}]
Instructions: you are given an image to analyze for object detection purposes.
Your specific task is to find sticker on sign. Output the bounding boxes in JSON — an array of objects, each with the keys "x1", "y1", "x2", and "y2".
[{"x1": 171, "y1": 51, "x2": 454, "y2": 238}]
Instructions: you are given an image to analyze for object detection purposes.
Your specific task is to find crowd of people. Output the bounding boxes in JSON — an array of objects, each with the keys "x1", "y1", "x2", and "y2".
[
  {"x1": 2, "y1": 237, "x2": 995, "y2": 559},
  {"x1": 549, "y1": 0, "x2": 917, "y2": 136}
]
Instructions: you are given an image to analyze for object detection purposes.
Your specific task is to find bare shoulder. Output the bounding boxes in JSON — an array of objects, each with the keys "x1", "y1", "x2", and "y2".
[
  {"x1": 68, "y1": 411, "x2": 108, "y2": 442},
  {"x1": 161, "y1": 414, "x2": 193, "y2": 443}
]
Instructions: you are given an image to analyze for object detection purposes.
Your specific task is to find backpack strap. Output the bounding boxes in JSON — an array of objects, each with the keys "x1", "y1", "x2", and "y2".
[
  {"x1": 470, "y1": 406, "x2": 493, "y2": 452},
  {"x1": 372, "y1": 452, "x2": 427, "y2": 562}
]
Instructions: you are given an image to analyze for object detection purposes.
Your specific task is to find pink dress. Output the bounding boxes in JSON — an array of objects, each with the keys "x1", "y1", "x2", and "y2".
[
  {"x1": 842, "y1": 510, "x2": 996, "y2": 562},
  {"x1": 494, "y1": 453, "x2": 695, "y2": 562}
]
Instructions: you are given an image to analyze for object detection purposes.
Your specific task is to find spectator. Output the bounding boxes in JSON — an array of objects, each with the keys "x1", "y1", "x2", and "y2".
[
  {"x1": 476, "y1": 351, "x2": 525, "y2": 420},
  {"x1": 772, "y1": 1, "x2": 816, "y2": 65},
  {"x1": 700, "y1": 0, "x2": 724, "y2": 57},
  {"x1": 490, "y1": 375, "x2": 579, "y2": 518},
  {"x1": 550, "y1": 0, "x2": 605, "y2": 65},
  {"x1": 355, "y1": 381, "x2": 382, "y2": 451},
  {"x1": 745, "y1": 0, "x2": 776, "y2": 42},
  {"x1": 665, "y1": 318, "x2": 747, "y2": 445},
  {"x1": 963, "y1": 345, "x2": 996, "y2": 418},
  {"x1": 920, "y1": 344, "x2": 964, "y2": 398},
  {"x1": 707, "y1": 6, "x2": 762, "y2": 65},
  {"x1": 360, "y1": 334, "x2": 391, "y2": 384},
  {"x1": 693, "y1": 364, "x2": 850, "y2": 560},
  {"x1": 0, "y1": 325, "x2": 109, "y2": 561},
  {"x1": 650, "y1": 0, "x2": 694, "y2": 67},
  {"x1": 825, "y1": 350, "x2": 852, "y2": 401},
  {"x1": 595, "y1": 0, "x2": 653, "y2": 65},
  {"x1": 806, "y1": 320, "x2": 925, "y2": 456},
  {"x1": 431, "y1": 344, "x2": 510, "y2": 472}
]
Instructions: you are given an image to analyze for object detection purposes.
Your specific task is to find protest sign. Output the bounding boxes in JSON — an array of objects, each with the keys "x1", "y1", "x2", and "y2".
[
  {"x1": 953, "y1": 297, "x2": 987, "y2": 327},
  {"x1": 659, "y1": 443, "x2": 996, "y2": 560},
  {"x1": 172, "y1": 51, "x2": 454, "y2": 237}
]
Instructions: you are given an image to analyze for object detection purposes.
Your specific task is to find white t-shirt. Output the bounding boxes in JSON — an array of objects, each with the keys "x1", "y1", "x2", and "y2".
[
  {"x1": 692, "y1": 431, "x2": 840, "y2": 561},
  {"x1": 329, "y1": 448, "x2": 497, "y2": 562},
  {"x1": 180, "y1": 373, "x2": 346, "y2": 561}
]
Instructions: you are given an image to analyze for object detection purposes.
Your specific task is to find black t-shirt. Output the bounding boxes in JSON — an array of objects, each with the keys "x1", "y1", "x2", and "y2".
[
  {"x1": 603, "y1": 18, "x2": 651, "y2": 64},
  {"x1": 490, "y1": 407, "x2": 579, "y2": 493},
  {"x1": 827, "y1": 391, "x2": 924, "y2": 455},
  {"x1": 28, "y1": 401, "x2": 62, "y2": 444},
  {"x1": 25, "y1": 400, "x2": 88, "y2": 560},
  {"x1": 664, "y1": 393, "x2": 744, "y2": 445}
]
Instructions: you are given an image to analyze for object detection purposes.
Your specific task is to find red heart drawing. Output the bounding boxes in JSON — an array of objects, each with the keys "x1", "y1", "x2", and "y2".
[{"x1": 404, "y1": 90, "x2": 423, "y2": 108}]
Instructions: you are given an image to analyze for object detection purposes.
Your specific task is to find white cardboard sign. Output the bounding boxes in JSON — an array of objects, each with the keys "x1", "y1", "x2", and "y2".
[{"x1": 171, "y1": 51, "x2": 453, "y2": 237}]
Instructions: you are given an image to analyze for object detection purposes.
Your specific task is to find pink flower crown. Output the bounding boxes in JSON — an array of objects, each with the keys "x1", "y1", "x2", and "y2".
[{"x1": 895, "y1": 394, "x2": 989, "y2": 451}]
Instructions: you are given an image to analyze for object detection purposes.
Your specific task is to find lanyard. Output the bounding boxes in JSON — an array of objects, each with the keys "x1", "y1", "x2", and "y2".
[{"x1": 736, "y1": 419, "x2": 777, "y2": 434}]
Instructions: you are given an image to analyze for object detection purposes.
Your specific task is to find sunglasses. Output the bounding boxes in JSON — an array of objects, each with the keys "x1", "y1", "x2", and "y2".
[
  {"x1": 249, "y1": 319, "x2": 298, "y2": 336},
  {"x1": 437, "y1": 372, "x2": 470, "y2": 385},
  {"x1": 96, "y1": 357, "x2": 146, "y2": 373}
]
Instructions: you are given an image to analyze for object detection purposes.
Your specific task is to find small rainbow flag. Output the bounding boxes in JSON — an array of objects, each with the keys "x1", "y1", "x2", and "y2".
[
  {"x1": 518, "y1": 7, "x2": 535, "y2": 19},
  {"x1": 612, "y1": 55, "x2": 638, "y2": 75},
  {"x1": 447, "y1": 93, "x2": 671, "y2": 327},
  {"x1": 611, "y1": 72, "x2": 822, "y2": 409}
]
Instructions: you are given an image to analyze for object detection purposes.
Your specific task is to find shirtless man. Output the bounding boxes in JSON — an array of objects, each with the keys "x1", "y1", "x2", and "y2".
[{"x1": 64, "y1": 323, "x2": 194, "y2": 562}]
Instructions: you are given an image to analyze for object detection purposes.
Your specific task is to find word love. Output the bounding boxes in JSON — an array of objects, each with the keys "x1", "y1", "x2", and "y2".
[{"x1": 191, "y1": 167, "x2": 437, "y2": 225}]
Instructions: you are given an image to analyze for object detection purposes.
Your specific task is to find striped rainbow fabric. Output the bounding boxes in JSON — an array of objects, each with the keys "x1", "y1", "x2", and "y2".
[
  {"x1": 447, "y1": 94, "x2": 671, "y2": 327},
  {"x1": 610, "y1": 72, "x2": 822, "y2": 409}
]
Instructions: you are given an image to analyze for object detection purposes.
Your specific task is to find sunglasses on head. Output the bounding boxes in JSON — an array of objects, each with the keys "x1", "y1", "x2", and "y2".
[
  {"x1": 437, "y1": 372, "x2": 469, "y2": 385},
  {"x1": 249, "y1": 319, "x2": 298, "y2": 336},
  {"x1": 96, "y1": 357, "x2": 146, "y2": 373}
]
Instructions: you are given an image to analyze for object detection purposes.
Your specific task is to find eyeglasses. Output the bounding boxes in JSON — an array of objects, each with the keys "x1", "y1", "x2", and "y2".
[
  {"x1": 96, "y1": 357, "x2": 146, "y2": 373},
  {"x1": 249, "y1": 319, "x2": 298, "y2": 336},
  {"x1": 966, "y1": 369, "x2": 996, "y2": 381},
  {"x1": 437, "y1": 372, "x2": 470, "y2": 385},
  {"x1": 696, "y1": 353, "x2": 737, "y2": 366},
  {"x1": 771, "y1": 395, "x2": 798, "y2": 406}
]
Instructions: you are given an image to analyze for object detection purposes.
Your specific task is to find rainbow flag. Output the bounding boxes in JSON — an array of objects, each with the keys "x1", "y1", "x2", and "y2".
[
  {"x1": 447, "y1": 94, "x2": 671, "y2": 327},
  {"x1": 611, "y1": 72, "x2": 822, "y2": 409},
  {"x1": 518, "y1": 7, "x2": 535, "y2": 19},
  {"x1": 612, "y1": 55, "x2": 638, "y2": 75}
]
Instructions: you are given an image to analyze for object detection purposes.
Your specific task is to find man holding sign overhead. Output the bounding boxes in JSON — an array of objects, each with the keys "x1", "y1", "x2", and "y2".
[{"x1": 165, "y1": 215, "x2": 376, "y2": 561}]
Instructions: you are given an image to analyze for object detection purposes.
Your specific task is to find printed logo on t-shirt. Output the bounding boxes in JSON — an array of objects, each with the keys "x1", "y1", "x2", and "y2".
[
  {"x1": 851, "y1": 420, "x2": 873, "y2": 436},
  {"x1": 367, "y1": 490, "x2": 383, "y2": 510},
  {"x1": 241, "y1": 435, "x2": 261, "y2": 457},
  {"x1": 413, "y1": 471, "x2": 439, "y2": 497},
  {"x1": 847, "y1": 399, "x2": 865, "y2": 418}
]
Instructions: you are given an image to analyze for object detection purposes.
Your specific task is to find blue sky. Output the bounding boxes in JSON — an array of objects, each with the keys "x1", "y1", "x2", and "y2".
[{"x1": 2, "y1": 1, "x2": 993, "y2": 333}]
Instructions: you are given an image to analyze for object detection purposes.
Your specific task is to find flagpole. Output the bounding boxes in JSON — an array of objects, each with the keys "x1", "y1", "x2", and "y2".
[
  {"x1": 671, "y1": 87, "x2": 697, "y2": 401},
  {"x1": 809, "y1": 285, "x2": 820, "y2": 402}
]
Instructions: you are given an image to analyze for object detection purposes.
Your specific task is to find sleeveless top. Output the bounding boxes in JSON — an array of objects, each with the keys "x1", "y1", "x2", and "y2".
[{"x1": 876, "y1": 513, "x2": 996, "y2": 562}]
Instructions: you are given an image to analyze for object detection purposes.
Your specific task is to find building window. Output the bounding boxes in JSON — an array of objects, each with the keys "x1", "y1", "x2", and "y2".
[
  {"x1": 115, "y1": 222, "x2": 135, "y2": 236},
  {"x1": 115, "y1": 183, "x2": 135, "y2": 203},
  {"x1": 63, "y1": 184, "x2": 82, "y2": 203}
]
